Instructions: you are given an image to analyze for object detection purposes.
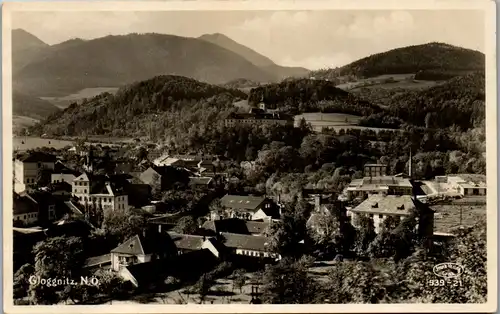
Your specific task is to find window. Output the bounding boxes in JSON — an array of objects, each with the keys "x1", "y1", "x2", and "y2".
[
  {"x1": 84, "y1": 189, "x2": 87, "y2": 193},
  {"x1": 23, "y1": 215, "x2": 26, "y2": 219},
  {"x1": 379, "y1": 214, "x2": 383, "y2": 219}
]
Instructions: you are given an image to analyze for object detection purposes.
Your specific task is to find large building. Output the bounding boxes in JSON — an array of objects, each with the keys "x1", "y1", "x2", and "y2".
[
  {"x1": 340, "y1": 176, "x2": 413, "y2": 202},
  {"x1": 224, "y1": 109, "x2": 294, "y2": 128},
  {"x1": 364, "y1": 163, "x2": 387, "y2": 177},
  {"x1": 14, "y1": 152, "x2": 57, "y2": 193},
  {"x1": 348, "y1": 195, "x2": 415, "y2": 233},
  {"x1": 72, "y1": 173, "x2": 129, "y2": 211},
  {"x1": 437, "y1": 175, "x2": 487, "y2": 197}
]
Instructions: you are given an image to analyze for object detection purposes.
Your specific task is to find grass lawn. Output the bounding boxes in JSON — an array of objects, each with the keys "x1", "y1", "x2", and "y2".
[{"x1": 432, "y1": 203, "x2": 486, "y2": 233}]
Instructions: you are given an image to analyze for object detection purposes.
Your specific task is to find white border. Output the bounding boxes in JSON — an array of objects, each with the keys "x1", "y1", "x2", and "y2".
[{"x1": 2, "y1": 1, "x2": 497, "y2": 313}]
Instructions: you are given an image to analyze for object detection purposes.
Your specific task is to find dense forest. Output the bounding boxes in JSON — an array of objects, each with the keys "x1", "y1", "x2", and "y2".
[
  {"x1": 247, "y1": 79, "x2": 382, "y2": 116},
  {"x1": 309, "y1": 42, "x2": 485, "y2": 81},
  {"x1": 13, "y1": 91, "x2": 61, "y2": 121},
  {"x1": 28, "y1": 75, "x2": 246, "y2": 138},
  {"x1": 387, "y1": 72, "x2": 485, "y2": 130}
]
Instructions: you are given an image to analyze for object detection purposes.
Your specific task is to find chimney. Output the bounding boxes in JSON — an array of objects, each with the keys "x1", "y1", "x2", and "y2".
[
  {"x1": 314, "y1": 195, "x2": 321, "y2": 210},
  {"x1": 409, "y1": 148, "x2": 412, "y2": 179}
]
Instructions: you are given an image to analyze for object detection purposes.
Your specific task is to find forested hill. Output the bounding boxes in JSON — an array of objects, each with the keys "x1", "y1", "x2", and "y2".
[
  {"x1": 310, "y1": 42, "x2": 485, "y2": 81},
  {"x1": 14, "y1": 33, "x2": 276, "y2": 97},
  {"x1": 13, "y1": 91, "x2": 60, "y2": 121},
  {"x1": 387, "y1": 72, "x2": 485, "y2": 129},
  {"x1": 29, "y1": 75, "x2": 246, "y2": 137},
  {"x1": 247, "y1": 78, "x2": 382, "y2": 116}
]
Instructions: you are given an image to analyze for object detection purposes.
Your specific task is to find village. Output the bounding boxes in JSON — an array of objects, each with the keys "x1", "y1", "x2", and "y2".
[{"x1": 12, "y1": 132, "x2": 487, "y2": 304}]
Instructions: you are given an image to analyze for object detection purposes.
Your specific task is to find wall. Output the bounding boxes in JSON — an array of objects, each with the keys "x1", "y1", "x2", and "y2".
[
  {"x1": 235, "y1": 248, "x2": 280, "y2": 260},
  {"x1": 252, "y1": 209, "x2": 271, "y2": 221},
  {"x1": 14, "y1": 212, "x2": 38, "y2": 225},
  {"x1": 51, "y1": 174, "x2": 76, "y2": 184}
]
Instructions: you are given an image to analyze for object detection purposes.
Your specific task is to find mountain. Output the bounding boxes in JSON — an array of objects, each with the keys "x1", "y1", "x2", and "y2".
[
  {"x1": 199, "y1": 33, "x2": 309, "y2": 80},
  {"x1": 247, "y1": 78, "x2": 382, "y2": 116},
  {"x1": 13, "y1": 91, "x2": 60, "y2": 121},
  {"x1": 29, "y1": 75, "x2": 246, "y2": 137},
  {"x1": 13, "y1": 33, "x2": 278, "y2": 97},
  {"x1": 12, "y1": 29, "x2": 50, "y2": 74},
  {"x1": 387, "y1": 72, "x2": 485, "y2": 129},
  {"x1": 310, "y1": 42, "x2": 485, "y2": 81}
]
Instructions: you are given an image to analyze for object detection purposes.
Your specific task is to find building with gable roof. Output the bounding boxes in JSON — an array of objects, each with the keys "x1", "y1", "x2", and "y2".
[
  {"x1": 110, "y1": 233, "x2": 175, "y2": 271},
  {"x1": 72, "y1": 172, "x2": 129, "y2": 211},
  {"x1": 211, "y1": 194, "x2": 280, "y2": 221},
  {"x1": 14, "y1": 151, "x2": 57, "y2": 192}
]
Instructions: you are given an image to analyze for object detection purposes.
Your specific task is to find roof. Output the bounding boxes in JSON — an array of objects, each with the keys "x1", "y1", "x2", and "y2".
[
  {"x1": 64, "y1": 201, "x2": 84, "y2": 216},
  {"x1": 167, "y1": 232, "x2": 206, "y2": 251},
  {"x1": 220, "y1": 232, "x2": 271, "y2": 252},
  {"x1": 350, "y1": 195, "x2": 415, "y2": 216},
  {"x1": 227, "y1": 112, "x2": 293, "y2": 121},
  {"x1": 84, "y1": 254, "x2": 111, "y2": 267},
  {"x1": 13, "y1": 192, "x2": 38, "y2": 215},
  {"x1": 364, "y1": 164, "x2": 387, "y2": 167},
  {"x1": 202, "y1": 219, "x2": 270, "y2": 235},
  {"x1": 53, "y1": 161, "x2": 81, "y2": 176},
  {"x1": 74, "y1": 173, "x2": 128, "y2": 195},
  {"x1": 220, "y1": 194, "x2": 266, "y2": 211},
  {"x1": 111, "y1": 233, "x2": 171, "y2": 255},
  {"x1": 189, "y1": 177, "x2": 213, "y2": 186},
  {"x1": 348, "y1": 176, "x2": 413, "y2": 190},
  {"x1": 17, "y1": 151, "x2": 57, "y2": 163}
]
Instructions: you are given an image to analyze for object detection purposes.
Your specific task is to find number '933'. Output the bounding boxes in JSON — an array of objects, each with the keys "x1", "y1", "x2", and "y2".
[{"x1": 427, "y1": 279, "x2": 463, "y2": 287}]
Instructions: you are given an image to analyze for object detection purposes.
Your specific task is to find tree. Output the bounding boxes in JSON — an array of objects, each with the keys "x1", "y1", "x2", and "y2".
[
  {"x1": 266, "y1": 214, "x2": 304, "y2": 258},
  {"x1": 232, "y1": 269, "x2": 247, "y2": 294},
  {"x1": 353, "y1": 214, "x2": 376, "y2": 257},
  {"x1": 14, "y1": 263, "x2": 35, "y2": 299},
  {"x1": 174, "y1": 216, "x2": 198, "y2": 234},
  {"x1": 195, "y1": 274, "x2": 214, "y2": 304},
  {"x1": 101, "y1": 208, "x2": 148, "y2": 246},
  {"x1": 28, "y1": 236, "x2": 86, "y2": 305},
  {"x1": 261, "y1": 258, "x2": 317, "y2": 304}
]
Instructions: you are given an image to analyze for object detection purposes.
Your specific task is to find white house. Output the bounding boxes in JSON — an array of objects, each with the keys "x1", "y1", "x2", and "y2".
[
  {"x1": 72, "y1": 173, "x2": 129, "y2": 211},
  {"x1": 14, "y1": 152, "x2": 56, "y2": 193}
]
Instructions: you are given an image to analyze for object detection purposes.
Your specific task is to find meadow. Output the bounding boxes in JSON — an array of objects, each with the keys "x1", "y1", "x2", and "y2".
[{"x1": 41, "y1": 87, "x2": 120, "y2": 108}]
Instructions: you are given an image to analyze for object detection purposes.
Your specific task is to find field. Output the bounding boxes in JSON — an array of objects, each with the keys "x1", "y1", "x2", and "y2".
[
  {"x1": 12, "y1": 115, "x2": 39, "y2": 133},
  {"x1": 41, "y1": 87, "x2": 120, "y2": 109},
  {"x1": 336, "y1": 73, "x2": 442, "y2": 91},
  {"x1": 294, "y1": 112, "x2": 396, "y2": 133},
  {"x1": 432, "y1": 201, "x2": 486, "y2": 234}
]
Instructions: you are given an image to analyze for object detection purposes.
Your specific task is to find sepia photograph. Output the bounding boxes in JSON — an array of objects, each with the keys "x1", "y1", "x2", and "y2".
[{"x1": 2, "y1": 1, "x2": 497, "y2": 313}]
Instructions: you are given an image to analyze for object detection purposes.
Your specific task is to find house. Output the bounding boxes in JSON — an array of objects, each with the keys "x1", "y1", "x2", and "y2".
[
  {"x1": 72, "y1": 173, "x2": 129, "y2": 211},
  {"x1": 224, "y1": 110, "x2": 294, "y2": 128},
  {"x1": 306, "y1": 201, "x2": 347, "y2": 234},
  {"x1": 340, "y1": 176, "x2": 413, "y2": 202},
  {"x1": 120, "y1": 249, "x2": 219, "y2": 288},
  {"x1": 139, "y1": 166, "x2": 190, "y2": 191},
  {"x1": 13, "y1": 191, "x2": 57, "y2": 227},
  {"x1": 110, "y1": 233, "x2": 174, "y2": 272},
  {"x1": 84, "y1": 254, "x2": 112, "y2": 270},
  {"x1": 220, "y1": 232, "x2": 281, "y2": 261},
  {"x1": 51, "y1": 161, "x2": 81, "y2": 185},
  {"x1": 49, "y1": 181, "x2": 73, "y2": 201},
  {"x1": 13, "y1": 192, "x2": 39, "y2": 226},
  {"x1": 440, "y1": 174, "x2": 486, "y2": 197},
  {"x1": 346, "y1": 194, "x2": 434, "y2": 235},
  {"x1": 166, "y1": 232, "x2": 223, "y2": 258},
  {"x1": 201, "y1": 219, "x2": 270, "y2": 237},
  {"x1": 14, "y1": 152, "x2": 57, "y2": 192},
  {"x1": 364, "y1": 163, "x2": 387, "y2": 177},
  {"x1": 211, "y1": 195, "x2": 280, "y2": 221},
  {"x1": 188, "y1": 176, "x2": 214, "y2": 189}
]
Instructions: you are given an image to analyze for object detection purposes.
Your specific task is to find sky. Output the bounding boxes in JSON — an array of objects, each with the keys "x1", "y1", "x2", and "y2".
[{"x1": 12, "y1": 10, "x2": 485, "y2": 70}]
